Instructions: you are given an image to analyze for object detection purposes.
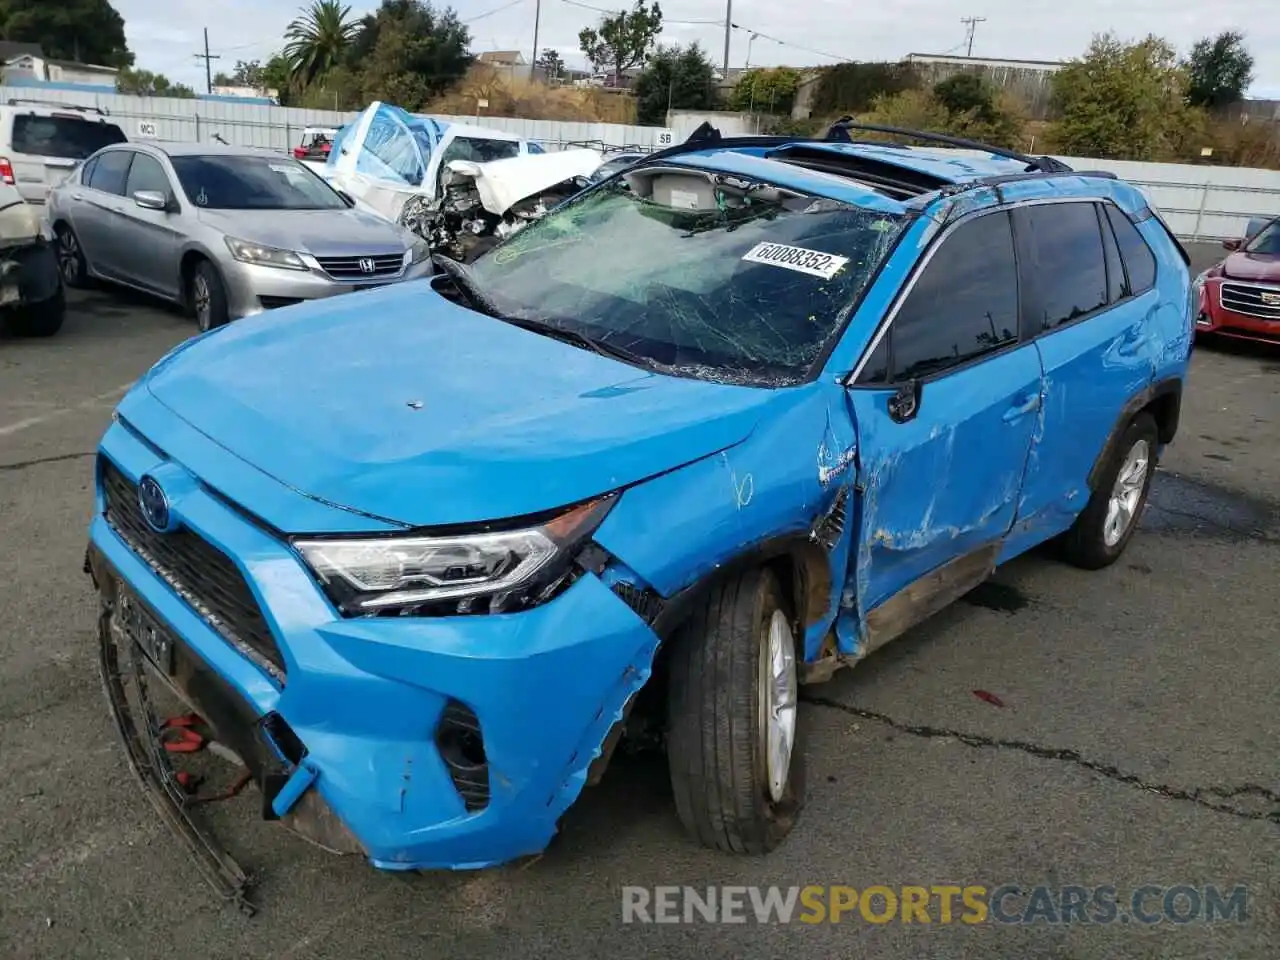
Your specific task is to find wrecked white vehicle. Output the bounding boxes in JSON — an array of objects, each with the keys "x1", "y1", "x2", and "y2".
[
  {"x1": 322, "y1": 101, "x2": 603, "y2": 262},
  {"x1": 0, "y1": 184, "x2": 64, "y2": 337}
]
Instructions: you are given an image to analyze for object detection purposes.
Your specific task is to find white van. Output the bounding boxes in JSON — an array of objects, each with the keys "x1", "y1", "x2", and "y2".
[{"x1": 0, "y1": 99, "x2": 128, "y2": 204}]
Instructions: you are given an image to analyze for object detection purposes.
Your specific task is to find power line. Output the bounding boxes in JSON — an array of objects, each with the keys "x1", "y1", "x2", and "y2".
[
  {"x1": 728, "y1": 23, "x2": 850, "y2": 64},
  {"x1": 960, "y1": 16, "x2": 986, "y2": 57},
  {"x1": 465, "y1": 0, "x2": 529, "y2": 24}
]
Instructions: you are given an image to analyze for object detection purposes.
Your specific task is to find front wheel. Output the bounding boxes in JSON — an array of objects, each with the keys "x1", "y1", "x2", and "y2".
[
  {"x1": 5, "y1": 286, "x2": 65, "y2": 337},
  {"x1": 666, "y1": 565, "x2": 805, "y2": 854},
  {"x1": 1060, "y1": 412, "x2": 1159, "y2": 569},
  {"x1": 189, "y1": 260, "x2": 229, "y2": 332}
]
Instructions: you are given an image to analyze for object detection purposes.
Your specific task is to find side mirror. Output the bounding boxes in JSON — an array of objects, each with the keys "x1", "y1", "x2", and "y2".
[
  {"x1": 1222, "y1": 238, "x2": 1241, "y2": 251},
  {"x1": 133, "y1": 190, "x2": 169, "y2": 211},
  {"x1": 887, "y1": 379, "x2": 922, "y2": 424}
]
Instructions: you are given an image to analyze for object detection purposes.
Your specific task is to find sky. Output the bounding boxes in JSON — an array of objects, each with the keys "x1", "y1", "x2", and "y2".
[{"x1": 112, "y1": 0, "x2": 1279, "y2": 98}]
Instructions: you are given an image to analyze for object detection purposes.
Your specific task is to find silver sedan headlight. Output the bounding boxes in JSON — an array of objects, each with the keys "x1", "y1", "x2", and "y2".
[
  {"x1": 406, "y1": 235, "x2": 431, "y2": 265},
  {"x1": 295, "y1": 495, "x2": 616, "y2": 615},
  {"x1": 224, "y1": 236, "x2": 307, "y2": 271}
]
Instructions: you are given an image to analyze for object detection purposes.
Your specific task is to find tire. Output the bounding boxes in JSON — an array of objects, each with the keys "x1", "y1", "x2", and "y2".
[
  {"x1": 54, "y1": 224, "x2": 88, "y2": 288},
  {"x1": 5, "y1": 286, "x2": 66, "y2": 337},
  {"x1": 1060, "y1": 412, "x2": 1159, "y2": 570},
  {"x1": 189, "y1": 259, "x2": 229, "y2": 332},
  {"x1": 666, "y1": 565, "x2": 805, "y2": 855}
]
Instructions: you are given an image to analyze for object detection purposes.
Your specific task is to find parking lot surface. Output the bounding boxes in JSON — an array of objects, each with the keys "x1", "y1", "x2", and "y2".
[{"x1": 1, "y1": 264, "x2": 1277, "y2": 958}]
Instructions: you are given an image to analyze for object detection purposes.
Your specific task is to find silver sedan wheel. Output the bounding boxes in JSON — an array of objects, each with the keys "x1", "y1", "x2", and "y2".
[
  {"x1": 193, "y1": 274, "x2": 212, "y2": 331},
  {"x1": 1103, "y1": 437, "x2": 1150, "y2": 547},
  {"x1": 759, "y1": 609, "x2": 798, "y2": 804},
  {"x1": 57, "y1": 230, "x2": 81, "y2": 283}
]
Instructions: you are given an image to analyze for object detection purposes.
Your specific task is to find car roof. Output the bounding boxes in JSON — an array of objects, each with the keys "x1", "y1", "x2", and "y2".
[
  {"x1": 782, "y1": 141, "x2": 1032, "y2": 183},
  {"x1": 113, "y1": 141, "x2": 286, "y2": 159}
]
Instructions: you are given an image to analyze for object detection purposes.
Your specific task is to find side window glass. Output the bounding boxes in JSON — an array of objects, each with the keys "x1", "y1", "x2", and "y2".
[
  {"x1": 80, "y1": 157, "x2": 98, "y2": 185},
  {"x1": 87, "y1": 150, "x2": 132, "y2": 196},
  {"x1": 888, "y1": 210, "x2": 1019, "y2": 380},
  {"x1": 1105, "y1": 205, "x2": 1157, "y2": 295},
  {"x1": 1016, "y1": 202, "x2": 1108, "y2": 332},
  {"x1": 1099, "y1": 203, "x2": 1127, "y2": 302},
  {"x1": 124, "y1": 154, "x2": 171, "y2": 198}
]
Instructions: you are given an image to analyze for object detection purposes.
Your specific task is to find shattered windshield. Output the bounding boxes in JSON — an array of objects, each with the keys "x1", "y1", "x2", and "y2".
[{"x1": 464, "y1": 177, "x2": 906, "y2": 385}]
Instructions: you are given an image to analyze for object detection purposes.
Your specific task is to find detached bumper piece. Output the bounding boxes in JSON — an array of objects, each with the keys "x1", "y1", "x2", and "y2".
[
  {"x1": 0, "y1": 239, "x2": 59, "y2": 306},
  {"x1": 89, "y1": 545, "x2": 363, "y2": 914}
]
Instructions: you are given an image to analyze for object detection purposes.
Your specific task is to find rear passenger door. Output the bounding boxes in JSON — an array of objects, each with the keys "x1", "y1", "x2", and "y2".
[
  {"x1": 1008, "y1": 200, "x2": 1158, "y2": 550},
  {"x1": 75, "y1": 149, "x2": 135, "y2": 280},
  {"x1": 845, "y1": 209, "x2": 1044, "y2": 650}
]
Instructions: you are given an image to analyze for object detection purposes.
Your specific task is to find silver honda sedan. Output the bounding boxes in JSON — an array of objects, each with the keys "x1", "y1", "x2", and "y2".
[{"x1": 45, "y1": 141, "x2": 434, "y2": 330}]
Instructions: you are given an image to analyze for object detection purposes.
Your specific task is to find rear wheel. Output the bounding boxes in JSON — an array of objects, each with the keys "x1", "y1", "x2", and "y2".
[
  {"x1": 1060, "y1": 412, "x2": 1158, "y2": 569},
  {"x1": 54, "y1": 224, "x2": 88, "y2": 288},
  {"x1": 5, "y1": 286, "x2": 65, "y2": 337},
  {"x1": 666, "y1": 566, "x2": 805, "y2": 854},
  {"x1": 189, "y1": 260, "x2": 229, "y2": 332}
]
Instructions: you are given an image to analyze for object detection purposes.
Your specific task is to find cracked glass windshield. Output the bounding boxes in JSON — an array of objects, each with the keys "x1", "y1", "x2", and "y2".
[{"x1": 463, "y1": 174, "x2": 907, "y2": 385}]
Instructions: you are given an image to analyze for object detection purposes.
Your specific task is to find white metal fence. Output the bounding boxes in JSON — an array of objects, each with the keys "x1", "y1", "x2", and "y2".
[{"x1": 7, "y1": 84, "x2": 1279, "y2": 241}]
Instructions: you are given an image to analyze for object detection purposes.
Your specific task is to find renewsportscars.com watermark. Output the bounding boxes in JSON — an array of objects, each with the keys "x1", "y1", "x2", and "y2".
[{"x1": 621, "y1": 884, "x2": 1250, "y2": 925}]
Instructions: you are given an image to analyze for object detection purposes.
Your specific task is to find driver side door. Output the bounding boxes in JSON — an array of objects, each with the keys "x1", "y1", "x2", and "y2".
[{"x1": 843, "y1": 208, "x2": 1044, "y2": 654}]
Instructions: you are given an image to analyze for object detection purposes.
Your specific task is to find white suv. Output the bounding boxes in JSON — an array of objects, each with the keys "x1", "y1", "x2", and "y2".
[{"x1": 0, "y1": 99, "x2": 128, "y2": 204}]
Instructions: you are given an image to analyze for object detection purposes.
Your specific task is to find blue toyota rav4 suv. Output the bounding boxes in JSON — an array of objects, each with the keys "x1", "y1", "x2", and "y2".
[{"x1": 85, "y1": 121, "x2": 1193, "y2": 907}]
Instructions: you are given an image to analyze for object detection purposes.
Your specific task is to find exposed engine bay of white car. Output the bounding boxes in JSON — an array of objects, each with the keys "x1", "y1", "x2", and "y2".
[{"x1": 403, "y1": 148, "x2": 604, "y2": 262}]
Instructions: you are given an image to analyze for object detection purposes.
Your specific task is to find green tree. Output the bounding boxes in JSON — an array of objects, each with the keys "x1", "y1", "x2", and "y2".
[
  {"x1": 579, "y1": 1, "x2": 663, "y2": 83},
  {"x1": 283, "y1": 0, "x2": 360, "y2": 87},
  {"x1": 1050, "y1": 33, "x2": 1192, "y2": 160},
  {"x1": 0, "y1": 0, "x2": 133, "y2": 68},
  {"x1": 1185, "y1": 31, "x2": 1254, "y2": 110},
  {"x1": 536, "y1": 48, "x2": 565, "y2": 83},
  {"x1": 115, "y1": 66, "x2": 195, "y2": 98},
  {"x1": 344, "y1": 1, "x2": 472, "y2": 102},
  {"x1": 633, "y1": 43, "x2": 717, "y2": 126},
  {"x1": 729, "y1": 67, "x2": 801, "y2": 114}
]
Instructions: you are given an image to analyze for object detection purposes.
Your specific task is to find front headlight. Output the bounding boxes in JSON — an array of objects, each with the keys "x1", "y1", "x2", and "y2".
[
  {"x1": 295, "y1": 495, "x2": 616, "y2": 616},
  {"x1": 406, "y1": 236, "x2": 431, "y2": 265},
  {"x1": 224, "y1": 236, "x2": 307, "y2": 271}
]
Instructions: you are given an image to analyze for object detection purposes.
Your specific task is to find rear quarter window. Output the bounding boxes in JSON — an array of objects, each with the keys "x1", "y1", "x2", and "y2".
[
  {"x1": 1104, "y1": 204, "x2": 1158, "y2": 295},
  {"x1": 12, "y1": 115, "x2": 127, "y2": 161}
]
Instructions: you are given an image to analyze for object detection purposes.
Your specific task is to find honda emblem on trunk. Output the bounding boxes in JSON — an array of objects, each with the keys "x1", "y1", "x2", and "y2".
[{"x1": 358, "y1": 258, "x2": 376, "y2": 274}]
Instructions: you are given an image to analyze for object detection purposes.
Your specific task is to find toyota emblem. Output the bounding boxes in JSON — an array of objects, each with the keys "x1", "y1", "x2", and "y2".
[
  {"x1": 358, "y1": 257, "x2": 376, "y2": 274},
  {"x1": 137, "y1": 475, "x2": 175, "y2": 533}
]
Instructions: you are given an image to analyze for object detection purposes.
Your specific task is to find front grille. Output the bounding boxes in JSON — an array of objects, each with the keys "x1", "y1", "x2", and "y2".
[
  {"x1": 100, "y1": 457, "x2": 286, "y2": 681},
  {"x1": 1220, "y1": 282, "x2": 1280, "y2": 321},
  {"x1": 314, "y1": 253, "x2": 403, "y2": 281}
]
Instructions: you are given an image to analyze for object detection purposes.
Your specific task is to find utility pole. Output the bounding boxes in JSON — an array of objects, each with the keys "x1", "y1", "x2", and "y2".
[
  {"x1": 530, "y1": 0, "x2": 541, "y2": 82},
  {"x1": 722, "y1": 0, "x2": 732, "y2": 74},
  {"x1": 960, "y1": 16, "x2": 986, "y2": 57},
  {"x1": 194, "y1": 27, "x2": 221, "y2": 94}
]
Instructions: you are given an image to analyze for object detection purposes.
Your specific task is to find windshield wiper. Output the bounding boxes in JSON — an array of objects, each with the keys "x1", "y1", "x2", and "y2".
[{"x1": 431, "y1": 253, "x2": 509, "y2": 319}]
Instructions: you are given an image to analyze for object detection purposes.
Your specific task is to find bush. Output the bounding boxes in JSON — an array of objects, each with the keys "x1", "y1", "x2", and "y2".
[
  {"x1": 811, "y1": 62, "x2": 921, "y2": 116},
  {"x1": 426, "y1": 65, "x2": 636, "y2": 122},
  {"x1": 858, "y1": 77, "x2": 1030, "y2": 151}
]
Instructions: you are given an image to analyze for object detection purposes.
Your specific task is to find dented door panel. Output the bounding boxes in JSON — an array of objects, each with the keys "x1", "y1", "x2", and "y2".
[{"x1": 843, "y1": 343, "x2": 1043, "y2": 654}]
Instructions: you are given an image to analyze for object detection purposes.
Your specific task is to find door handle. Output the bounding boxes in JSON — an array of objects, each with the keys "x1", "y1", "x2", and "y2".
[
  {"x1": 72, "y1": 193, "x2": 83, "y2": 201},
  {"x1": 1002, "y1": 393, "x2": 1041, "y2": 424}
]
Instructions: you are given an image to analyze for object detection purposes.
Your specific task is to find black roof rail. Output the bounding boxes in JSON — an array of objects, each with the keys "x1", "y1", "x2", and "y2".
[
  {"x1": 6, "y1": 97, "x2": 109, "y2": 117},
  {"x1": 823, "y1": 117, "x2": 1072, "y2": 174}
]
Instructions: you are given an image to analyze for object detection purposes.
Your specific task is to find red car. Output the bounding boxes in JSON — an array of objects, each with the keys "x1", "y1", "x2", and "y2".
[{"x1": 1195, "y1": 215, "x2": 1280, "y2": 344}]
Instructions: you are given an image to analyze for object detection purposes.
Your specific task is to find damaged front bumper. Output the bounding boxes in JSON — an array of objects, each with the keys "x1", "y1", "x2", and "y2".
[
  {"x1": 87, "y1": 418, "x2": 663, "y2": 887},
  {"x1": 1, "y1": 237, "x2": 60, "y2": 309}
]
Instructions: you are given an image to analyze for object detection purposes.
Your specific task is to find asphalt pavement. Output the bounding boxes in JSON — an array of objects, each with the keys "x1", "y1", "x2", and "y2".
[{"x1": 0, "y1": 261, "x2": 1276, "y2": 959}]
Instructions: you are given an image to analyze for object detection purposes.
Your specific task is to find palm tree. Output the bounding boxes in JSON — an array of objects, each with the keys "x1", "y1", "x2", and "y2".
[{"x1": 283, "y1": 0, "x2": 359, "y2": 88}]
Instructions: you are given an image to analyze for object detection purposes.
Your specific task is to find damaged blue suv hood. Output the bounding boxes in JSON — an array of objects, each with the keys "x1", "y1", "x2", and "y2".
[{"x1": 144, "y1": 283, "x2": 777, "y2": 528}]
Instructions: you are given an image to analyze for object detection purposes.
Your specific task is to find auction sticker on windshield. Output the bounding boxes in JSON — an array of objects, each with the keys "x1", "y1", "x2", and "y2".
[{"x1": 742, "y1": 242, "x2": 849, "y2": 280}]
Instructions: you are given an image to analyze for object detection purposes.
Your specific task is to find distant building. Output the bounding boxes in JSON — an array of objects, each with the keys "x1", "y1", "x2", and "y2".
[
  {"x1": 2, "y1": 50, "x2": 120, "y2": 87},
  {"x1": 213, "y1": 84, "x2": 280, "y2": 102}
]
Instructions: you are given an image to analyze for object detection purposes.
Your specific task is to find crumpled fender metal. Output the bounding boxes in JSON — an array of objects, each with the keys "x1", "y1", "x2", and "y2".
[{"x1": 592, "y1": 384, "x2": 858, "y2": 662}]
